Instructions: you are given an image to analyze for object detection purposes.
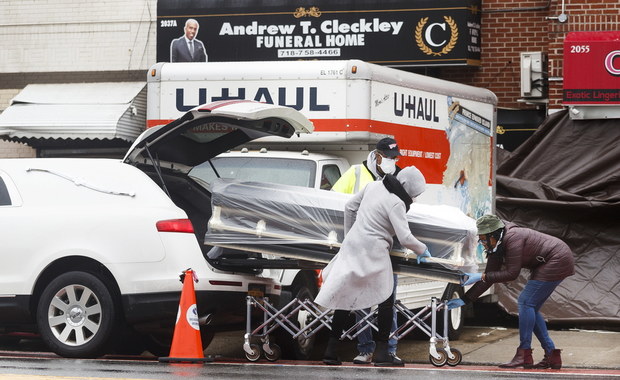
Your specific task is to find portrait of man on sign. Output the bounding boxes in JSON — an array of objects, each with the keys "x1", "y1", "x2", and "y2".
[{"x1": 170, "y1": 18, "x2": 207, "y2": 62}]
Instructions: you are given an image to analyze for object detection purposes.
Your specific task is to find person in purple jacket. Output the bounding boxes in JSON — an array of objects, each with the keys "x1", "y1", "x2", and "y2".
[{"x1": 447, "y1": 215, "x2": 575, "y2": 370}]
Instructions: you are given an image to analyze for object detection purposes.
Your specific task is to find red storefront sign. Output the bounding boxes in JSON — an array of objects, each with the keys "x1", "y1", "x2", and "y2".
[{"x1": 563, "y1": 31, "x2": 620, "y2": 104}]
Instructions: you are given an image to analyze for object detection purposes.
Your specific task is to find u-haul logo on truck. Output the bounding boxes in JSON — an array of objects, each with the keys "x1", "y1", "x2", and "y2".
[
  {"x1": 175, "y1": 87, "x2": 330, "y2": 112},
  {"x1": 393, "y1": 93, "x2": 439, "y2": 122},
  {"x1": 371, "y1": 83, "x2": 447, "y2": 130}
]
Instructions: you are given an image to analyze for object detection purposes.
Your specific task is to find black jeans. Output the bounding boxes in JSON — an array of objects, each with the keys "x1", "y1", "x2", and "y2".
[{"x1": 330, "y1": 295, "x2": 394, "y2": 342}]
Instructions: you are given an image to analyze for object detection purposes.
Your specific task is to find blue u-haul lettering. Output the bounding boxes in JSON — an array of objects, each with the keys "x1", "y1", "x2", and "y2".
[
  {"x1": 393, "y1": 92, "x2": 439, "y2": 122},
  {"x1": 175, "y1": 87, "x2": 330, "y2": 112}
]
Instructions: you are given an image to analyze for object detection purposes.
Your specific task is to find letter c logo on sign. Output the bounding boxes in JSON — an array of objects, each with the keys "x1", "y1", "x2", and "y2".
[
  {"x1": 415, "y1": 16, "x2": 458, "y2": 57},
  {"x1": 425, "y1": 23, "x2": 447, "y2": 47},
  {"x1": 605, "y1": 50, "x2": 620, "y2": 76}
]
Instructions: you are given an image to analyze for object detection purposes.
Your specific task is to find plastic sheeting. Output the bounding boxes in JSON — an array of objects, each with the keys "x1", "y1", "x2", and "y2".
[
  {"x1": 204, "y1": 179, "x2": 478, "y2": 282},
  {"x1": 495, "y1": 109, "x2": 620, "y2": 324}
]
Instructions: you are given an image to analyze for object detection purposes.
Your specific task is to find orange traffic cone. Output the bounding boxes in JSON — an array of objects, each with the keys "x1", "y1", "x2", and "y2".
[{"x1": 159, "y1": 269, "x2": 212, "y2": 363}]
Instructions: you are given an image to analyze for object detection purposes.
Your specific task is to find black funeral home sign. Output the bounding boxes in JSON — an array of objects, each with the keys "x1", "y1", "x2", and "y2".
[{"x1": 156, "y1": 0, "x2": 482, "y2": 67}]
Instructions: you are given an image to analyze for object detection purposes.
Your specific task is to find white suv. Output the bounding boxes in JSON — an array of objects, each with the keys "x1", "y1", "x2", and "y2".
[{"x1": 0, "y1": 101, "x2": 313, "y2": 358}]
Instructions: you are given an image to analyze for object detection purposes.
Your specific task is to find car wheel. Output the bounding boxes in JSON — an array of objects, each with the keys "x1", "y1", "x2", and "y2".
[
  {"x1": 36, "y1": 271, "x2": 117, "y2": 358},
  {"x1": 439, "y1": 283, "x2": 465, "y2": 340},
  {"x1": 275, "y1": 274, "x2": 318, "y2": 360}
]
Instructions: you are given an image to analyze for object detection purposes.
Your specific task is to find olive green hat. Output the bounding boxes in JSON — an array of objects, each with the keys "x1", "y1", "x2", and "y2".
[{"x1": 476, "y1": 215, "x2": 505, "y2": 235}]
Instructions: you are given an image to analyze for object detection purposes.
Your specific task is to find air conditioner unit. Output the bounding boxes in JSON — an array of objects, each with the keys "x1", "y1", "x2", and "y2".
[{"x1": 520, "y1": 52, "x2": 548, "y2": 98}]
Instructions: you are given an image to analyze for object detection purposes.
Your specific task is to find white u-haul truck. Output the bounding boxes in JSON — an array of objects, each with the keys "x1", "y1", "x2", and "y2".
[{"x1": 147, "y1": 59, "x2": 497, "y2": 359}]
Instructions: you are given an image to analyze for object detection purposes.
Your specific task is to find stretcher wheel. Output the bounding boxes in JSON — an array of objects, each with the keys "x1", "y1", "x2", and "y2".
[
  {"x1": 264, "y1": 343, "x2": 281, "y2": 362},
  {"x1": 446, "y1": 348, "x2": 462, "y2": 366},
  {"x1": 245, "y1": 344, "x2": 261, "y2": 362},
  {"x1": 429, "y1": 349, "x2": 448, "y2": 367}
]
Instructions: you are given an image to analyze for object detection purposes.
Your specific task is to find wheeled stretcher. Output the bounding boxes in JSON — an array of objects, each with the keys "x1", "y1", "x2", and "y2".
[
  {"x1": 242, "y1": 295, "x2": 462, "y2": 366},
  {"x1": 203, "y1": 179, "x2": 478, "y2": 365}
]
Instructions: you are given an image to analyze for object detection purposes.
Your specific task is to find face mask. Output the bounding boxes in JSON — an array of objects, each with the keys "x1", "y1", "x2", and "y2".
[
  {"x1": 481, "y1": 230, "x2": 504, "y2": 254},
  {"x1": 379, "y1": 157, "x2": 397, "y2": 175},
  {"x1": 490, "y1": 230, "x2": 504, "y2": 253}
]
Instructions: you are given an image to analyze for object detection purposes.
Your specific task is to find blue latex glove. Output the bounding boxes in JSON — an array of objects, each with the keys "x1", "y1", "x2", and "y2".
[
  {"x1": 461, "y1": 272, "x2": 482, "y2": 286},
  {"x1": 446, "y1": 298, "x2": 465, "y2": 310},
  {"x1": 417, "y1": 249, "x2": 432, "y2": 264}
]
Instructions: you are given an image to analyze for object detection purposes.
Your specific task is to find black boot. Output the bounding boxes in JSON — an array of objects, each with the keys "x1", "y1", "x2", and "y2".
[
  {"x1": 373, "y1": 340, "x2": 404, "y2": 367},
  {"x1": 323, "y1": 337, "x2": 342, "y2": 365}
]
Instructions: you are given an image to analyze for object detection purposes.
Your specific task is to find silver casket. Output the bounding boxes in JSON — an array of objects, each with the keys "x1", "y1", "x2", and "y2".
[{"x1": 204, "y1": 179, "x2": 479, "y2": 284}]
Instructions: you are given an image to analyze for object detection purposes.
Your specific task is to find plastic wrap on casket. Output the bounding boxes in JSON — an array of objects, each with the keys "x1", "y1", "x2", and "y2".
[{"x1": 205, "y1": 178, "x2": 478, "y2": 272}]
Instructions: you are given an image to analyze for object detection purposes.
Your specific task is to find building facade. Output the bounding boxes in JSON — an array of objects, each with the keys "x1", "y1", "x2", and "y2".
[
  {"x1": 0, "y1": 0, "x2": 156, "y2": 157},
  {"x1": 443, "y1": 0, "x2": 620, "y2": 110},
  {"x1": 0, "y1": 0, "x2": 618, "y2": 157}
]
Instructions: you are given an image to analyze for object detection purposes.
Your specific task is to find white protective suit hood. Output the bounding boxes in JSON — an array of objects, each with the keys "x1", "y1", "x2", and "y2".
[{"x1": 397, "y1": 166, "x2": 426, "y2": 199}]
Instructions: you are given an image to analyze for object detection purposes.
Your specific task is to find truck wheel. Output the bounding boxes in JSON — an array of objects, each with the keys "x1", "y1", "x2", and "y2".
[
  {"x1": 275, "y1": 274, "x2": 318, "y2": 360},
  {"x1": 36, "y1": 271, "x2": 117, "y2": 358},
  {"x1": 439, "y1": 284, "x2": 465, "y2": 340}
]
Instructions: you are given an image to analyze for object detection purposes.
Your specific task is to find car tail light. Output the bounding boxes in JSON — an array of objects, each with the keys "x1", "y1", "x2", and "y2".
[{"x1": 156, "y1": 219, "x2": 195, "y2": 233}]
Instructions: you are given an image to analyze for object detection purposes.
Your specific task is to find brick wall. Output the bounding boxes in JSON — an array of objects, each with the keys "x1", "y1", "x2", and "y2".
[
  {"x1": 0, "y1": 89, "x2": 18, "y2": 108},
  {"x1": 442, "y1": 0, "x2": 620, "y2": 110},
  {"x1": 0, "y1": 0, "x2": 157, "y2": 73},
  {"x1": 0, "y1": 140, "x2": 35, "y2": 158},
  {"x1": 0, "y1": 0, "x2": 156, "y2": 158},
  {"x1": 0, "y1": 89, "x2": 34, "y2": 158}
]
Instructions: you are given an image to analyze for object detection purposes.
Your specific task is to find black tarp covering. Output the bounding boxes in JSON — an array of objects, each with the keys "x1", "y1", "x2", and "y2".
[{"x1": 494, "y1": 109, "x2": 620, "y2": 324}]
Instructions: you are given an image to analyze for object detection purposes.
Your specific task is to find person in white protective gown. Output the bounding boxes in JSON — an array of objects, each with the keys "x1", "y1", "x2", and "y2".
[{"x1": 315, "y1": 166, "x2": 429, "y2": 366}]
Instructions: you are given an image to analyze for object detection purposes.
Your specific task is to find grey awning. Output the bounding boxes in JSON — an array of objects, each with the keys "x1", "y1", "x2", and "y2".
[{"x1": 0, "y1": 82, "x2": 146, "y2": 143}]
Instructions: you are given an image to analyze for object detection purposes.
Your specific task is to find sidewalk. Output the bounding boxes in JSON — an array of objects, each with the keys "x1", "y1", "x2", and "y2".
[
  {"x1": 399, "y1": 325, "x2": 620, "y2": 369},
  {"x1": 205, "y1": 325, "x2": 620, "y2": 370}
]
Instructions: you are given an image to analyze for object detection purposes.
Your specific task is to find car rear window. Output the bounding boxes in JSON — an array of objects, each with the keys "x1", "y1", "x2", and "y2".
[
  {"x1": 190, "y1": 156, "x2": 317, "y2": 188},
  {"x1": 0, "y1": 177, "x2": 11, "y2": 206}
]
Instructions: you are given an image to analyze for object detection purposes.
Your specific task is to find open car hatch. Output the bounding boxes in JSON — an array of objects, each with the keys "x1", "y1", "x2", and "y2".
[{"x1": 123, "y1": 100, "x2": 314, "y2": 167}]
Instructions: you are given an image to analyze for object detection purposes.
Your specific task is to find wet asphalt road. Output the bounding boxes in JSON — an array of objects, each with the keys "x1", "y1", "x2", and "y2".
[
  {"x1": 1, "y1": 303, "x2": 618, "y2": 380},
  {"x1": 1, "y1": 327, "x2": 619, "y2": 380},
  {"x1": 0, "y1": 355, "x2": 616, "y2": 380}
]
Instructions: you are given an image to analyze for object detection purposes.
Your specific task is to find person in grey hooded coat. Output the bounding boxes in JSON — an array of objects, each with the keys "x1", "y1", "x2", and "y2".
[{"x1": 315, "y1": 166, "x2": 429, "y2": 366}]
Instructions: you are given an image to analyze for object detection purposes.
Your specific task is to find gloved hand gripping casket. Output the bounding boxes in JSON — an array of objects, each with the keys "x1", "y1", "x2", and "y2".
[{"x1": 204, "y1": 179, "x2": 478, "y2": 283}]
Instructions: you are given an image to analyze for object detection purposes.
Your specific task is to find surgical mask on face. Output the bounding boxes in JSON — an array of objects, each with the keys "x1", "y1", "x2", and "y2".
[{"x1": 379, "y1": 157, "x2": 397, "y2": 175}]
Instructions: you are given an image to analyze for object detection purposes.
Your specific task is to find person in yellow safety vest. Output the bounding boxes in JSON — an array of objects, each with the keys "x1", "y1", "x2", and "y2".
[
  {"x1": 330, "y1": 137, "x2": 430, "y2": 365},
  {"x1": 331, "y1": 137, "x2": 402, "y2": 194}
]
